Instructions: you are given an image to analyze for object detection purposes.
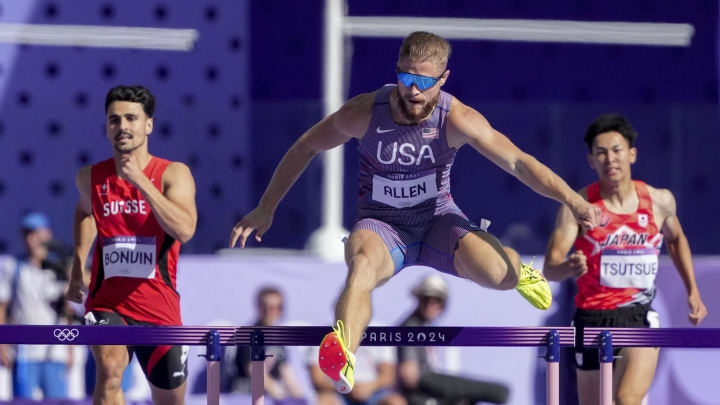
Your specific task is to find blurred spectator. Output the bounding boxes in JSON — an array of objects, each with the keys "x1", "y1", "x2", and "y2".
[
  {"x1": 0, "y1": 212, "x2": 72, "y2": 399},
  {"x1": 398, "y1": 275, "x2": 509, "y2": 405},
  {"x1": 233, "y1": 286, "x2": 306, "y2": 402}
]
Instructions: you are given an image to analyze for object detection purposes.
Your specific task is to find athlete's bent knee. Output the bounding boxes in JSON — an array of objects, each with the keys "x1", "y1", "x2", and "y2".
[
  {"x1": 95, "y1": 356, "x2": 126, "y2": 389},
  {"x1": 95, "y1": 367, "x2": 124, "y2": 392},
  {"x1": 346, "y1": 253, "x2": 382, "y2": 291}
]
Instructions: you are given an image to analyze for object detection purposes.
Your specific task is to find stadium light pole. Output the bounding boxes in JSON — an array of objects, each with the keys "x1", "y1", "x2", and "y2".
[{"x1": 305, "y1": 0, "x2": 349, "y2": 262}]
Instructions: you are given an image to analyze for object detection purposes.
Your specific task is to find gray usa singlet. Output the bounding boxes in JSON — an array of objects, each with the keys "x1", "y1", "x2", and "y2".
[
  {"x1": 356, "y1": 84, "x2": 458, "y2": 225},
  {"x1": 353, "y1": 85, "x2": 486, "y2": 273}
]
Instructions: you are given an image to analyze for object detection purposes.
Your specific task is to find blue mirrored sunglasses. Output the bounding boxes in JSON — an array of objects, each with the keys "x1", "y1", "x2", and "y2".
[{"x1": 397, "y1": 71, "x2": 444, "y2": 91}]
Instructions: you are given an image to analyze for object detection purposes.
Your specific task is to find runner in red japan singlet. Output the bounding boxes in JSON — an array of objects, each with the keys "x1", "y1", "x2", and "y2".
[
  {"x1": 574, "y1": 180, "x2": 663, "y2": 310},
  {"x1": 87, "y1": 156, "x2": 181, "y2": 325},
  {"x1": 543, "y1": 114, "x2": 707, "y2": 403}
]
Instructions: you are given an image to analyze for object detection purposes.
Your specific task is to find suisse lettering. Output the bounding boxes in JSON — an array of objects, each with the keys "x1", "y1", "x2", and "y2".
[{"x1": 102, "y1": 200, "x2": 147, "y2": 217}]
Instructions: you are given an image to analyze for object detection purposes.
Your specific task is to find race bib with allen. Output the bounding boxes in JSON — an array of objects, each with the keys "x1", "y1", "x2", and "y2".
[
  {"x1": 102, "y1": 236, "x2": 157, "y2": 279},
  {"x1": 371, "y1": 172, "x2": 438, "y2": 208},
  {"x1": 599, "y1": 247, "x2": 658, "y2": 289}
]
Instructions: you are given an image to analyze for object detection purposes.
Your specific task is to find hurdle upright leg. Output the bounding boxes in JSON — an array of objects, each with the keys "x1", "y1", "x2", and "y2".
[
  {"x1": 598, "y1": 330, "x2": 613, "y2": 405},
  {"x1": 251, "y1": 329, "x2": 267, "y2": 405},
  {"x1": 204, "y1": 329, "x2": 221, "y2": 405},
  {"x1": 544, "y1": 330, "x2": 560, "y2": 405}
]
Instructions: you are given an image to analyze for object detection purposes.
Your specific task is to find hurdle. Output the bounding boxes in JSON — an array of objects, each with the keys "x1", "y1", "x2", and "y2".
[
  {"x1": 583, "y1": 327, "x2": 720, "y2": 405},
  {"x1": 0, "y1": 325, "x2": 573, "y2": 405},
  {"x1": 1, "y1": 325, "x2": 718, "y2": 405}
]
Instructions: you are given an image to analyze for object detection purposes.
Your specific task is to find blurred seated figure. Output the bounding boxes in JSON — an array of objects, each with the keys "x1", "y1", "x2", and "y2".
[
  {"x1": 398, "y1": 275, "x2": 510, "y2": 405},
  {"x1": 233, "y1": 286, "x2": 306, "y2": 402},
  {"x1": 0, "y1": 212, "x2": 72, "y2": 399}
]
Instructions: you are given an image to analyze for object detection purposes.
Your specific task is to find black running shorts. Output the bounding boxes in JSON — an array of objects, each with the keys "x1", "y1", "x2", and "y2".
[
  {"x1": 84, "y1": 309, "x2": 188, "y2": 389},
  {"x1": 572, "y1": 303, "x2": 659, "y2": 371}
]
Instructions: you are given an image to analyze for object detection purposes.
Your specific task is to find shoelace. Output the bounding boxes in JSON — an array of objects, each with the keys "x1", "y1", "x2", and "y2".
[
  {"x1": 520, "y1": 257, "x2": 540, "y2": 282},
  {"x1": 333, "y1": 320, "x2": 349, "y2": 344},
  {"x1": 332, "y1": 320, "x2": 351, "y2": 353},
  {"x1": 332, "y1": 320, "x2": 354, "y2": 371}
]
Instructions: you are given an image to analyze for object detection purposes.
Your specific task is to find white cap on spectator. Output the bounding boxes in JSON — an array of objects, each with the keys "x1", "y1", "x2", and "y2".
[{"x1": 411, "y1": 275, "x2": 449, "y2": 299}]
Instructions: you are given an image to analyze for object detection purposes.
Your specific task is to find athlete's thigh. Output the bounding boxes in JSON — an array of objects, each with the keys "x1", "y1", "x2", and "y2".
[
  {"x1": 90, "y1": 344, "x2": 130, "y2": 376},
  {"x1": 86, "y1": 310, "x2": 132, "y2": 374},
  {"x1": 454, "y1": 230, "x2": 518, "y2": 288},
  {"x1": 134, "y1": 344, "x2": 189, "y2": 391},
  {"x1": 614, "y1": 347, "x2": 659, "y2": 401},
  {"x1": 149, "y1": 379, "x2": 187, "y2": 405},
  {"x1": 345, "y1": 229, "x2": 395, "y2": 287},
  {"x1": 349, "y1": 218, "x2": 409, "y2": 284},
  {"x1": 418, "y1": 209, "x2": 485, "y2": 275},
  {"x1": 576, "y1": 369, "x2": 600, "y2": 405}
]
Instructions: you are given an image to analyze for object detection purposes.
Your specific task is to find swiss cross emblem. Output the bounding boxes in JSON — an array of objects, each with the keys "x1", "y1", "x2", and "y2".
[{"x1": 638, "y1": 214, "x2": 648, "y2": 228}]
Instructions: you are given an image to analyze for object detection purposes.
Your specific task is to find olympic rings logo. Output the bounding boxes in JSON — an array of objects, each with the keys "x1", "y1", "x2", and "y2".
[{"x1": 53, "y1": 328, "x2": 79, "y2": 342}]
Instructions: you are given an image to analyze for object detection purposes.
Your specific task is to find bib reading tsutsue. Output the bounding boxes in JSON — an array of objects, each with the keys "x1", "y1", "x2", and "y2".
[
  {"x1": 599, "y1": 247, "x2": 659, "y2": 289},
  {"x1": 102, "y1": 236, "x2": 157, "y2": 279},
  {"x1": 87, "y1": 157, "x2": 182, "y2": 325},
  {"x1": 574, "y1": 181, "x2": 664, "y2": 310}
]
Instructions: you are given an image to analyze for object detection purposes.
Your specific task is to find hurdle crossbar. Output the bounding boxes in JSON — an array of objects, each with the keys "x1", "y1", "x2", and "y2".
[
  {"x1": 583, "y1": 327, "x2": 720, "y2": 348},
  {"x1": 237, "y1": 326, "x2": 575, "y2": 347},
  {"x1": 0, "y1": 325, "x2": 575, "y2": 347},
  {"x1": 0, "y1": 325, "x2": 236, "y2": 346},
  {"x1": 3, "y1": 325, "x2": 717, "y2": 405}
]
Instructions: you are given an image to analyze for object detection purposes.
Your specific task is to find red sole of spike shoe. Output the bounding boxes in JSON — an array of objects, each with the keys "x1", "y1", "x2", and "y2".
[{"x1": 318, "y1": 333, "x2": 346, "y2": 382}]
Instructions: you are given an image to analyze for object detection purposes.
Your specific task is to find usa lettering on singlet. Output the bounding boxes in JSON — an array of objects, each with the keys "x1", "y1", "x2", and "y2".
[
  {"x1": 573, "y1": 181, "x2": 664, "y2": 310},
  {"x1": 87, "y1": 157, "x2": 182, "y2": 325},
  {"x1": 357, "y1": 85, "x2": 455, "y2": 213}
]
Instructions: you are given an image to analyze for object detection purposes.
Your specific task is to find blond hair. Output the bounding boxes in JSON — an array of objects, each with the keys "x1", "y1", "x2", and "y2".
[{"x1": 398, "y1": 31, "x2": 451, "y2": 71}]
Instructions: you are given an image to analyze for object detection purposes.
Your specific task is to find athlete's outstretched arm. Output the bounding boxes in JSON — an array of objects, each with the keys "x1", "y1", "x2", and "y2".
[
  {"x1": 655, "y1": 188, "x2": 707, "y2": 325},
  {"x1": 446, "y1": 99, "x2": 600, "y2": 230},
  {"x1": 543, "y1": 202, "x2": 588, "y2": 281},
  {"x1": 118, "y1": 156, "x2": 198, "y2": 244},
  {"x1": 229, "y1": 93, "x2": 373, "y2": 248},
  {"x1": 66, "y1": 166, "x2": 97, "y2": 304}
]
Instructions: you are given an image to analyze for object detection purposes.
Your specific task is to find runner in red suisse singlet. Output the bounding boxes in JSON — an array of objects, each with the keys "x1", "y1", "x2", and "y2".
[
  {"x1": 87, "y1": 156, "x2": 181, "y2": 325},
  {"x1": 573, "y1": 180, "x2": 664, "y2": 310}
]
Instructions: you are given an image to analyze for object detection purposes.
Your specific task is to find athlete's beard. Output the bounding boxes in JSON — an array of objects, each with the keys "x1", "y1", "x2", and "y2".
[
  {"x1": 395, "y1": 90, "x2": 439, "y2": 124},
  {"x1": 114, "y1": 132, "x2": 145, "y2": 154}
]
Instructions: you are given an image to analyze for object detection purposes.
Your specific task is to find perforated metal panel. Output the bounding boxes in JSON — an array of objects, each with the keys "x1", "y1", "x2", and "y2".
[{"x1": 0, "y1": 1, "x2": 250, "y2": 254}]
